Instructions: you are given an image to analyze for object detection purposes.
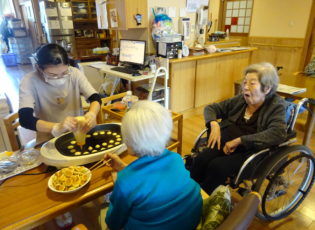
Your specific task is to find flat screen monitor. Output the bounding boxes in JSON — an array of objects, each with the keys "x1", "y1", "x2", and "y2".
[{"x1": 119, "y1": 39, "x2": 146, "y2": 68}]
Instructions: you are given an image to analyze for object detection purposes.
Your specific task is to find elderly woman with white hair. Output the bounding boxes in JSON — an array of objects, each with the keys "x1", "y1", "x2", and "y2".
[
  {"x1": 190, "y1": 62, "x2": 287, "y2": 195},
  {"x1": 103, "y1": 101, "x2": 202, "y2": 230}
]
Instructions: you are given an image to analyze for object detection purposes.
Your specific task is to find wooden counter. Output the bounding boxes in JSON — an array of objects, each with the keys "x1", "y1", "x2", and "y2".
[
  {"x1": 169, "y1": 47, "x2": 257, "y2": 112},
  {"x1": 206, "y1": 38, "x2": 241, "y2": 48}
]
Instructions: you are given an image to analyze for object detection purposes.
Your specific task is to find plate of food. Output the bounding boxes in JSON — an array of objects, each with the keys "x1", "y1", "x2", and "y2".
[{"x1": 48, "y1": 166, "x2": 91, "y2": 193}]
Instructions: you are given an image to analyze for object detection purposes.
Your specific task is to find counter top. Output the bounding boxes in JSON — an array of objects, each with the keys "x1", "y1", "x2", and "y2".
[
  {"x1": 169, "y1": 47, "x2": 257, "y2": 63},
  {"x1": 205, "y1": 38, "x2": 241, "y2": 45}
]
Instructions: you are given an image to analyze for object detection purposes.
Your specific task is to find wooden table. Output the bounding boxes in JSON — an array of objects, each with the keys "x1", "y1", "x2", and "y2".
[
  {"x1": 101, "y1": 104, "x2": 183, "y2": 155},
  {"x1": 0, "y1": 153, "x2": 136, "y2": 230},
  {"x1": 234, "y1": 73, "x2": 315, "y2": 146},
  {"x1": 279, "y1": 73, "x2": 315, "y2": 146}
]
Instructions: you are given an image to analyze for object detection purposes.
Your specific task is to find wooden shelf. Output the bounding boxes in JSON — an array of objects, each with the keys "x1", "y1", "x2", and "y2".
[
  {"x1": 71, "y1": 0, "x2": 88, "y2": 2},
  {"x1": 73, "y1": 19, "x2": 97, "y2": 23}
]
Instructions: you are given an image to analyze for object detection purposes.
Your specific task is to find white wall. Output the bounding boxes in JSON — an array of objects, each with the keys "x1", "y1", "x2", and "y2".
[{"x1": 250, "y1": 0, "x2": 312, "y2": 38}]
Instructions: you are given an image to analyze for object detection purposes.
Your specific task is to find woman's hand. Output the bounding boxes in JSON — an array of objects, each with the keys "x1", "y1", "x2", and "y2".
[
  {"x1": 51, "y1": 116, "x2": 77, "y2": 137},
  {"x1": 82, "y1": 112, "x2": 97, "y2": 133},
  {"x1": 61, "y1": 116, "x2": 77, "y2": 132},
  {"x1": 207, "y1": 121, "x2": 221, "y2": 150},
  {"x1": 223, "y1": 137, "x2": 241, "y2": 155},
  {"x1": 104, "y1": 152, "x2": 127, "y2": 172}
]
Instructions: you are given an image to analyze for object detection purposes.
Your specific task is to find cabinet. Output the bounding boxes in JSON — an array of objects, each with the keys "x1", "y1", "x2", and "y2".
[
  {"x1": 71, "y1": 0, "x2": 96, "y2": 21},
  {"x1": 107, "y1": 0, "x2": 148, "y2": 29},
  {"x1": 71, "y1": 0, "x2": 111, "y2": 58},
  {"x1": 169, "y1": 49, "x2": 256, "y2": 113}
]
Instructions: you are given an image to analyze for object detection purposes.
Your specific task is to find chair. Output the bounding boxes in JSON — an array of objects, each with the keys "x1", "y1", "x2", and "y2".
[
  {"x1": 2, "y1": 112, "x2": 19, "y2": 151},
  {"x1": 2, "y1": 112, "x2": 36, "y2": 151},
  {"x1": 216, "y1": 192, "x2": 261, "y2": 230},
  {"x1": 71, "y1": 190, "x2": 260, "y2": 230},
  {"x1": 96, "y1": 92, "x2": 127, "y2": 124}
]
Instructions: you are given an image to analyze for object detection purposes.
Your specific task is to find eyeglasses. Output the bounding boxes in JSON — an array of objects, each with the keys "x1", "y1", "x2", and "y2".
[
  {"x1": 242, "y1": 79, "x2": 259, "y2": 88},
  {"x1": 42, "y1": 66, "x2": 71, "y2": 79}
]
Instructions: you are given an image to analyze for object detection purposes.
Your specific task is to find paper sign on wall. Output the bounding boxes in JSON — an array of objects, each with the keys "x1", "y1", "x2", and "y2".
[
  {"x1": 180, "y1": 8, "x2": 187, "y2": 17},
  {"x1": 186, "y1": 0, "x2": 209, "y2": 12},
  {"x1": 109, "y1": 8, "x2": 118, "y2": 28},
  {"x1": 167, "y1": 7, "x2": 176, "y2": 18},
  {"x1": 96, "y1": 0, "x2": 108, "y2": 29}
]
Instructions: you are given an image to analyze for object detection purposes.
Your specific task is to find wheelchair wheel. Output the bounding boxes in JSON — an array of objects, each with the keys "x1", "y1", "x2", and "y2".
[{"x1": 253, "y1": 145, "x2": 315, "y2": 220}]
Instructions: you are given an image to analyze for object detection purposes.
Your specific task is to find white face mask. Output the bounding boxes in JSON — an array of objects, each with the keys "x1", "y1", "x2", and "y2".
[{"x1": 45, "y1": 77, "x2": 68, "y2": 87}]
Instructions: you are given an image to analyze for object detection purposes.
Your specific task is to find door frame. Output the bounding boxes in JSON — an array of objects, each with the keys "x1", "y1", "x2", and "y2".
[{"x1": 300, "y1": 0, "x2": 315, "y2": 69}]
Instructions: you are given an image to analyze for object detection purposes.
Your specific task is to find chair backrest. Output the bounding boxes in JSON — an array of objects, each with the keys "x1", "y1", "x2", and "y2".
[
  {"x1": 97, "y1": 92, "x2": 127, "y2": 124},
  {"x1": 2, "y1": 112, "x2": 36, "y2": 151},
  {"x1": 216, "y1": 192, "x2": 261, "y2": 230},
  {"x1": 3, "y1": 112, "x2": 20, "y2": 151}
]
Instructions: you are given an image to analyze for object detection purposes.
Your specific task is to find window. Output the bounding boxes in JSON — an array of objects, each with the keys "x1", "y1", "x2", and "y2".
[
  {"x1": 0, "y1": 0, "x2": 15, "y2": 16},
  {"x1": 223, "y1": 0, "x2": 253, "y2": 34}
]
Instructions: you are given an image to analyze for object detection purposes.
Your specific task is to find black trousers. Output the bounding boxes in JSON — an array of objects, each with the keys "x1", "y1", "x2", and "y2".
[{"x1": 190, "y1": 147, "x2": 248, "y2": 195}]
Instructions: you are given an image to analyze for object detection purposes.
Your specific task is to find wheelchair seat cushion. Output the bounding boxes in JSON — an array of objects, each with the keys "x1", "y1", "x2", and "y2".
[{"x1": 196, "y1": 185, "x2": 231, "y2": 230}]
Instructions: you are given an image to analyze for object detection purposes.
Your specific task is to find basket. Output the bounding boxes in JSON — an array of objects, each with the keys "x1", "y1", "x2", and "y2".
[{"x1": 1, "y1": 53, "x2": 17, "y2": 67}]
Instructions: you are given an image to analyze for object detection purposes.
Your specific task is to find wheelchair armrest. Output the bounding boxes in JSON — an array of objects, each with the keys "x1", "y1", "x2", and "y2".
[{"x1": 216, "y1": 192, "x2": 261, "y2": 230}]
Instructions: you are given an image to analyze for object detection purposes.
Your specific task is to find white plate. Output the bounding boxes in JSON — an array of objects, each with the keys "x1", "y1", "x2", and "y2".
[{"x1": 48, "y1": 166, "x2": 91, "y2": 193}]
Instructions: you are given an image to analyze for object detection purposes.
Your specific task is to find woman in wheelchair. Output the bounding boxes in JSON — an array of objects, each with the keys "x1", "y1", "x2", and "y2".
[{"x1": 190, "y1": 62, "x2": 288, "y2": 195}]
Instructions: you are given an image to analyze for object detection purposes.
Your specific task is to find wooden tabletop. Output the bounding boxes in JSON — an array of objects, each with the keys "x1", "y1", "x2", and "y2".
[
  {"x1": 279, "y1": 73, "x2": 315, "y2": 100},
  {"x1": 0, "y1": 152, "x2": 136, "y2": 230}
]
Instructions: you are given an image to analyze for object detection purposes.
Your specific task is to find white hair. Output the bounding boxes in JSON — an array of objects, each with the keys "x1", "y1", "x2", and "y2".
[
  {"x1": 243, "y1": 62, "x2": 279, "y2": 96},
  {"x1": 121, "y1": 100, "x2": 173, "y2": 157}
]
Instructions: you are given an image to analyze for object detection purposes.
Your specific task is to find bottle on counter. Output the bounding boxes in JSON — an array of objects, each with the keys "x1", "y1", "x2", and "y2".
[
  {"x1": 122, "y1": 91, "x2": 138, "y2": 110},
  {"x1": 225, "y1": 28, "x2": 230, "y2": 40}
]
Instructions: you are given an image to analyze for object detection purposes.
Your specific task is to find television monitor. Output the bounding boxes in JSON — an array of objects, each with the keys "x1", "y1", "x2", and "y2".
[{"x1": 119, "y1": 39, "x2": 146, "y2": 69}]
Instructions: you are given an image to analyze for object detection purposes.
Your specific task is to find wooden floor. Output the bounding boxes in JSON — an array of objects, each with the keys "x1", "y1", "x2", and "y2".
[{"x1": 1, "y1": 61, "x2": 315, "y2": 230}]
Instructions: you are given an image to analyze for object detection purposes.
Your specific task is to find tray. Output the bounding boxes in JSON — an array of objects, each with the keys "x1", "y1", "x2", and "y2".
[{"x1": 0, "y1": 151, "x2": 42, "y2": 181}]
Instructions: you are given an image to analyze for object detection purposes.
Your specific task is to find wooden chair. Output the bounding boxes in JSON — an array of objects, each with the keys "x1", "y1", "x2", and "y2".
[
  {"x1": 71, "y1": 191, "x2": 260, "y2": 230},
  {"x1": 97, "y1": 92, "x2": 127, "y2": 124},
  {"x1": 3, "y1": 112, "x2": 20, "y2": 151},
  {"x1": 2, "y1": 112, "x2": 36, "y2": 151}
]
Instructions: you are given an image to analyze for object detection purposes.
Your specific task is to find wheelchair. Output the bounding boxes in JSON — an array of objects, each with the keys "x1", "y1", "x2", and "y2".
[{"x1": 185, "y1": 98, "x2": 315, "y2": 221}]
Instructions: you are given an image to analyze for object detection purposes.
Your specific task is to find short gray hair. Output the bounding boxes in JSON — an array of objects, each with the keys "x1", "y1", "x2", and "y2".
[
  {"x1": 243, "y1": 62, "x2": 279, "y2": 96},
  {"x1": 121, "y1": 100, "x2": 173, "y2": 157}
]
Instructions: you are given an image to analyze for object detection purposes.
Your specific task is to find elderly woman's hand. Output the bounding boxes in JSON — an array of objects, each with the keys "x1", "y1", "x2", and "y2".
[
  {"x1": 223, "y1": 138, "x2": 241, "y2": 155},
  {"x1": 104, "y1": 152, "x2": 127, "y2": 172},
  {"x1": 207, "y1": 121, "x2": 221, "y2": 150}
]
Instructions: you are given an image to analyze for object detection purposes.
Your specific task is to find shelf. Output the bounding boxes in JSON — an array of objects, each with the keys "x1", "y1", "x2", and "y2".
[
  {"x1": 73, "y1": 19, "x2": 97, "y2": 22},
  {"x1": 71, "y1": 0, "x2": 88, "y2": 2}
]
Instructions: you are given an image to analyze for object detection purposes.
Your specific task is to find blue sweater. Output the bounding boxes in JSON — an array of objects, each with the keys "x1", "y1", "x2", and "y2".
[{"x1": 105, "y1": 149, "x2": 202, "y2": 230}]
